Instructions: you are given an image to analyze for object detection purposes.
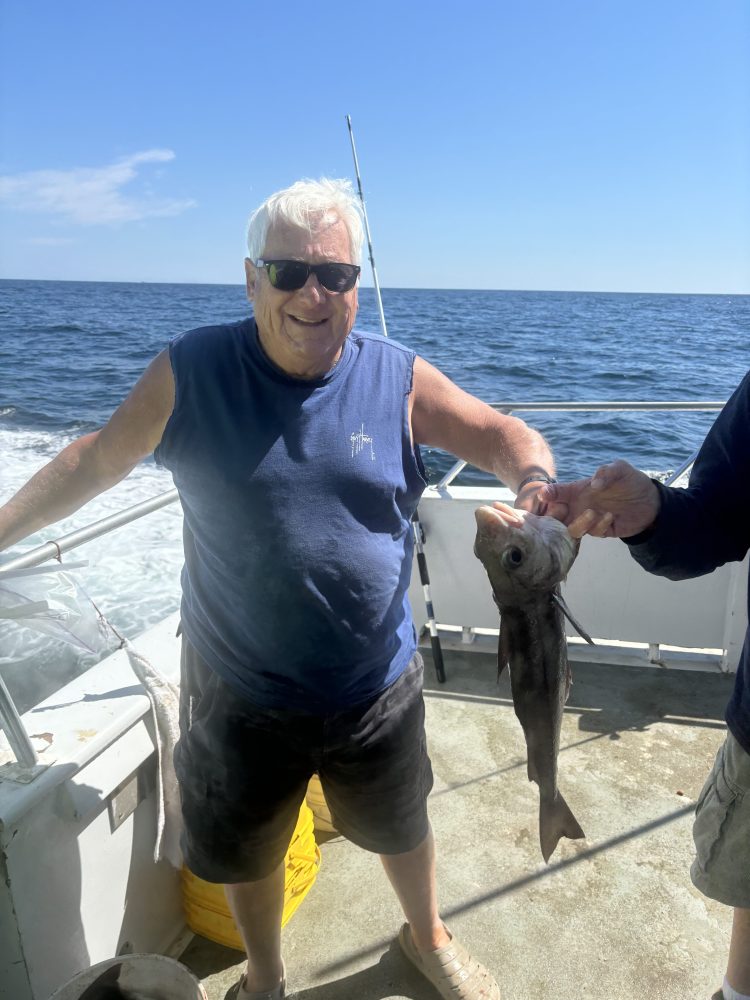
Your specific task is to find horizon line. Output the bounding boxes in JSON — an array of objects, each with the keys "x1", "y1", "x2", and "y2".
[{"x1": 1, "y1": 276, "x2": 748, "y2": 297}]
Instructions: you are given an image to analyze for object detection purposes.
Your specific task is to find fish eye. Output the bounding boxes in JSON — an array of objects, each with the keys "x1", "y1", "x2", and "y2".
[{"x1": 502, "y1": 546, "x2": 524, "y2": 569}]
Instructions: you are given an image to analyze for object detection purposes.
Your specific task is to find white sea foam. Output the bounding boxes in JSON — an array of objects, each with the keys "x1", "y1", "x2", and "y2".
[{"x1": 0, "y1": 426, "x2": 183, "y2": 711}]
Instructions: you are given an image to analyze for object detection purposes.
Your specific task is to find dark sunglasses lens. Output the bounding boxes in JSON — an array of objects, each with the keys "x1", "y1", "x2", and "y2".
[
  {"x1": 267, "y1": 261, "x2": 308, "y2": 290},
  {"x1": 317, "y1": 264, "x2": 359, "y2": 292}
]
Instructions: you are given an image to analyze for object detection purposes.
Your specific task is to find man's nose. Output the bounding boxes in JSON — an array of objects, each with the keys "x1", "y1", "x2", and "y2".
[{"x1": 297, "y1": 271, "x2": 326, "y2": 301}]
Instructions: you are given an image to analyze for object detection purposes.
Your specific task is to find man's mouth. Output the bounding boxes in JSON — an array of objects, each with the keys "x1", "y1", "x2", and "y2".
[{"x1": 289, "y1": 314, "x2": 327, "y2": 326}]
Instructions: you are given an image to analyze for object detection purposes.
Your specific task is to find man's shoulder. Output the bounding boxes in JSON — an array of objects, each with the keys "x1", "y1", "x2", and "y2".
[
  {"x1": 350, "y1": 328, "x2": 415, "y2": 359},
  {"x1": 172, "y1": 317, "x2": 254, "y2": 352}
]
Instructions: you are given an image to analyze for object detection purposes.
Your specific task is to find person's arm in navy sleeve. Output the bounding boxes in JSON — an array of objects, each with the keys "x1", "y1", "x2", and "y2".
[{"x1": 537, "y1": 369, "x2": 750, "y2": 580}]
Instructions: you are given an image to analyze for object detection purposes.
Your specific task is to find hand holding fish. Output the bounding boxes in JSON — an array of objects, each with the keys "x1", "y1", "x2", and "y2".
[
  {"x1": 514, "y1": 479, "x2": 557, "y2": 516},
  {"x1": 537, "y1": 459, "x2": 661, "y2": 539}
]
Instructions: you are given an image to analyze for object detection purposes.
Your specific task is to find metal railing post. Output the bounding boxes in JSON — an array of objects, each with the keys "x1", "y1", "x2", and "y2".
[{"x1": 0, "y1": 673, "x2": 38, "y2": 766}]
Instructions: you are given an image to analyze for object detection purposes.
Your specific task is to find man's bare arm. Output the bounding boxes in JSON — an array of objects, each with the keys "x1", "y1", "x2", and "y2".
[
  {"x1": 410, "y1": 356, "x2": 555, "y2": 503},
  {"x1": 0, "y1": 351, "x2": 175, "y2": 552}
]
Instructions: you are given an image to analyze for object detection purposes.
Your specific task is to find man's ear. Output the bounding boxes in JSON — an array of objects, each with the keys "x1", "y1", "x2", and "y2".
[{"x1": 244, "y1": 257, "x2": 257, "y2": 301}]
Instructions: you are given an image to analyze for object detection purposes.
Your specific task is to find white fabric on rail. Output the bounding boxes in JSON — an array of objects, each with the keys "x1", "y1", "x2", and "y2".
[{"x1": 124, "y1": 640, "x2": 183, "y2": 869}]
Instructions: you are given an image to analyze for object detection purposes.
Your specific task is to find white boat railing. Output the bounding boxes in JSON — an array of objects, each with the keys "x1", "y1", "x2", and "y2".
[
  {"x1": 0, "y1": 399, "x2": 727, "y2": 767},
  {"x1": 0, "y1": 494, "x2": 182, "y2": 765},
  {"x1": 437, "y1": 400, "x2": 724, "y2": 489},
  {"x1": 0, "y1": 488, "x2": 180, "y2": 577},
  {"x1": 0, "y1": 400, "x2": 724, "y2": 576}
]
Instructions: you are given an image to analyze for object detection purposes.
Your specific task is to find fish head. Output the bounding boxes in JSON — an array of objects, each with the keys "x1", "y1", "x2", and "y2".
[{"x1": 474, "y1": 502, "x2": 578, "y2": 604}]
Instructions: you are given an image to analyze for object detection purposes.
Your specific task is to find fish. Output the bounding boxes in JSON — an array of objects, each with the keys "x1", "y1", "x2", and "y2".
[
  {"x1": 79, "y1": 965, "x2": 127, "y2": 1000},
  {"x1": 473, "y1": 501, "x2": 585, "y2": 862},
  {"x1": 78, "y1": 963, "x2": 161, "y2": 1000}
]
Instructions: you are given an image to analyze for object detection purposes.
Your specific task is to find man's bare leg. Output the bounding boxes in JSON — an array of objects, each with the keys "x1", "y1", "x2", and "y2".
[
  {"x1": 225, "y1": 861, "x2": 286, "y2": 992},
  {"x1": 726, "y1": 907, "x2": 750, "y2": 995},
  {"x1": 379, "y1": 825, "x2": 451, "y2": 951}
]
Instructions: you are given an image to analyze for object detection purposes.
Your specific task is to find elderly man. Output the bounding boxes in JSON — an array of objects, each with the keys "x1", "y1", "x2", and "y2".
[
  {"x1": 539, "y1": 373, "x2": 750, "y2": 1000},
  {"x1": 0, "y1": 178, "x2": 557, "y2": 1000}
]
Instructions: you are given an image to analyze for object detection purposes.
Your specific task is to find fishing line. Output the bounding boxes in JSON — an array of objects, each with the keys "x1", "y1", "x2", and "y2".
[{"x1": 345, "y1": 115, "x2": 446, "y2": 684}]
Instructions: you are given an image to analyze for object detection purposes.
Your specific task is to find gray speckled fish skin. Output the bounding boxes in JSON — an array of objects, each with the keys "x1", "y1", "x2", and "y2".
[{"x1": 474, "y1": 503, "x2": 585, "y2": 862}]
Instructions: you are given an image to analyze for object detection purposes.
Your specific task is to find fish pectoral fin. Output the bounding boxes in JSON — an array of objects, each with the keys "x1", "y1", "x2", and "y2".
[
  {"x1": 497, "y1": 627, "x2": 509, "y2": 677},
  {"x1": 552, "y1": 591, "x2": 595, "y2": 645},
  {"x1": 539, "y1": 791, "x2": 585, "y2": 863},
  {"x1": 564, "y1": 661, "x2": 572, "y2": 702}
]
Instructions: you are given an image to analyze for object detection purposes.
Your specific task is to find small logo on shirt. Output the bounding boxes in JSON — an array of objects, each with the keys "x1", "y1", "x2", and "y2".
[{"x1": 351, "y1": 423, "x2": 375, "y2": 460}]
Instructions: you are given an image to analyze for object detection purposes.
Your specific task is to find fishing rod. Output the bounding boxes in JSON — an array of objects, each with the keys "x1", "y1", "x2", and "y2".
[
  {"x1": 346, "y1": 116, "x2": 388, "y2": 342},
  {"x1": 345, "y1": 115, "x2": 446, "y2": 684}
]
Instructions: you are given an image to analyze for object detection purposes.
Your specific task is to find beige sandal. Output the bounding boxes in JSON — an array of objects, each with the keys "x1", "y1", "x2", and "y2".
[
  {"x1": 225, "y1": 962, "x2": 286, "y2": 1000},
  {"x1": 398, "y1": 923, "x2": 501, "y2": 999}
]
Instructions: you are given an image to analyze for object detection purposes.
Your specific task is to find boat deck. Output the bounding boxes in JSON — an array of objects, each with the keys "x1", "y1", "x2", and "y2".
[{"x1": 178, "y1": 645, "x2": 732, "y2": 1000}]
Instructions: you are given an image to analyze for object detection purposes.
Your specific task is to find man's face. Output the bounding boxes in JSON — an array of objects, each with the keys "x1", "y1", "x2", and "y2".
[{"x1": 245, "y1": 215, "x2": 359, "y2": 378}]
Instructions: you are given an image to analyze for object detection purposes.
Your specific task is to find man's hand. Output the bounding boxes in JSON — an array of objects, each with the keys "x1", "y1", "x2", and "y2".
[{"x1": 536, "y1": 460, "x2": 661, "y2": 539}]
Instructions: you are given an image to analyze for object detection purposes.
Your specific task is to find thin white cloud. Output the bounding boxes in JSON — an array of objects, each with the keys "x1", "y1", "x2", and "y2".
[{"x1": 0, "y1": 150, "x2": 196, "y2": 225}]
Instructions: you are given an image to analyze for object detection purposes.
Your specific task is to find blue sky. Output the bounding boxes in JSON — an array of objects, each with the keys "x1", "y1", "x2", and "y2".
[{"x1": 1, "y1": 1, "x2": 748, "y2": 292}]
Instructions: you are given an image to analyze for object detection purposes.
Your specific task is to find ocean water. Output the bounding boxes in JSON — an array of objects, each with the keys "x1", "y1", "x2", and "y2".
[{"x1": 1, "y1": 278, "x2": 748, "y2": 711}]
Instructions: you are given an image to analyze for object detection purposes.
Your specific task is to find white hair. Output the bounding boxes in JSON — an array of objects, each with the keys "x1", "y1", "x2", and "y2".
[{"x1": 246, "y1": 178, "x2": 365, "y2": 265}]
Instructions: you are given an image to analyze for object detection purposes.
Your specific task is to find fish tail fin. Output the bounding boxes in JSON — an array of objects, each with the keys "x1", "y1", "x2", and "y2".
[{"x1": 539, "y1": 791, "x2": 585, "y2": 863}]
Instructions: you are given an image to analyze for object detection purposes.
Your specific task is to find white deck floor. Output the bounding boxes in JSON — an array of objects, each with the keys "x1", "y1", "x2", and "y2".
[{"x1": 180, "y1": 645, "x2": 733, "y2": 1000}]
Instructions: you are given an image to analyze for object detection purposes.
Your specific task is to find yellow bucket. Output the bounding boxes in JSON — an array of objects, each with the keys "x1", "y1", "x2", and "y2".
[
  {"x1": 182, "y1": 800, "x2": 321, "y2": 950},
  {"x1": 305, "y1": 773, "x2": 337, "y2": 834}
]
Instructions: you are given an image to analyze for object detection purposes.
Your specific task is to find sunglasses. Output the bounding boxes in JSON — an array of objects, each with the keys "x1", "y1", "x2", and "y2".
[{"x1": 255, "y1": 258, "x2": 361, "y2": 293}]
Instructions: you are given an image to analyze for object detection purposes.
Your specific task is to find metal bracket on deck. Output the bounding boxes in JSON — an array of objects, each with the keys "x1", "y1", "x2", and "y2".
[
  {"x1": 648, "y1": 642, "x2": 666, "y2": 667},
  {"x1": 0, "y1": 761, "x2": 49, "y2": 784}
]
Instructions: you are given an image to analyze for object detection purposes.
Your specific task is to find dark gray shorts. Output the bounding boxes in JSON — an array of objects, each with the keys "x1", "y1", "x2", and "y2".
[
  {"x1": 175, "y1": 640, "x2": 433, "y2": 883},
  {"x1": 691, "y1": 729, "x2": 750, "y2": 908}
]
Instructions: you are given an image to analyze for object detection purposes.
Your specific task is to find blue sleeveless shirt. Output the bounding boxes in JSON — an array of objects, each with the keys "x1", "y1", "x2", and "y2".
[{"x1": 155, "y1": 319, "x2": 426, "y2": 711}]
